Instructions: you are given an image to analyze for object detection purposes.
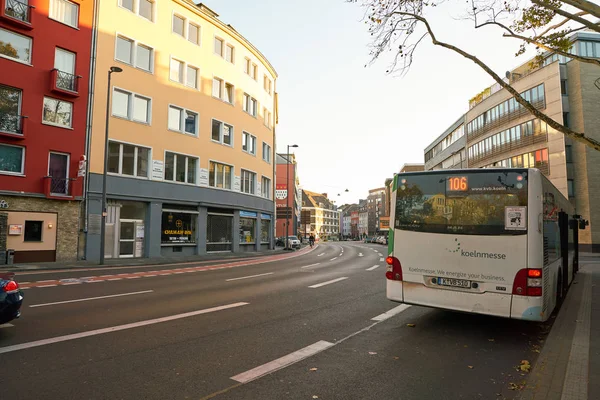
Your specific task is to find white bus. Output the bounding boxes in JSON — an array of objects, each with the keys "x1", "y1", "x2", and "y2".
[{"x1": 386, "y1": 168, "x2": 581, "y2": 322}]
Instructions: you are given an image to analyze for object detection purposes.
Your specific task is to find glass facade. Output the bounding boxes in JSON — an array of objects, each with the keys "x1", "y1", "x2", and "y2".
[
  {"x1": 207, "y1": 214, "x2": 233, "y2": 252},
  {"x1": 239, "y1": 217, "x2": 256, "y2": 244}
]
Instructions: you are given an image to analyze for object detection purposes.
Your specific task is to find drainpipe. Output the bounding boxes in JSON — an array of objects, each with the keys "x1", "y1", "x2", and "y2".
[
  {"x1": 81, "y1": 0, "x2": 101, "y2": 260},
  {"x1": 272, "y1": 89, "x2": 278, "y2": 249}
]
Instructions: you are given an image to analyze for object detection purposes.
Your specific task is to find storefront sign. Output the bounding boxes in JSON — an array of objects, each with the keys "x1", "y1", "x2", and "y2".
[
  {"x1": 88, "y1": 214, "x2": 102, "y2": 235},
  {"x1": 240, "y1": 211, "x2": 257, "y2": 218},
  {"x1": 77, "y1": 159, "x2": 87, "y2": 177},
  {"x1": 0, "y1": 200, "x2": 8, "y2": 209},
  {"x1": 151, "y1": 160, "x2": 164, "y2": 180},
  {"x1": 8, "y1": 224, "x2": 22, "y2": 235},
  {"x1": 234, "y1": 176, "x2": 241, "y2": 191},
  {"x1": 199, "y1": 168, "x2": 209, "y2": 186},
  {"x1": 260, "y1": 213, "x2": 271, "y2": 220},
  {"x1": 161, "y1": 212, "x2": 196, "y2": 244},
  {"x1": 275, "y1": 184, "x2": 287, "y2": 200},
  {"x1": 379, "y1": 217, "x2": 390, "y2": 230}
]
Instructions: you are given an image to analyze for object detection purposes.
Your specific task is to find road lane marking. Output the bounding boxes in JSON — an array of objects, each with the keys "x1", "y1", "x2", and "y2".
[
  {"x1": 377, "y1": 253, "x2": 383, "y2": 257},
  {"x1": 62, "y1": 282, "x2": 81, "y2": 286},
  {"x1": 107, "y1": 278, "x2": 122, "y2": 281},
  {"x1": 226, "y1": 272, "x2": 274, "y2": 282},
  {"x1": 308, "y1": 277, "x2": 348, "y2": 289},
  {"x1": 127, "y1": 276, "x2": 140, "y2": 279},
  {"x1": 366, "y1": 265, "x2": 381, "y2": 271},
  {"x1": 339, "y1": 253, "x2": 343, "y2": 257},
  {"x1": 317, "y1": 253, "x2": 325, "y2": 257},
  {"x1": 0, "y1": 302, "x2": 249, "y2": 354},
  {"x1": 300, "y1": 263, "x2": 321, "y2": 269},
  {"x1": 330, "y1": 257, "x2": 338, "y2": 261},
  {"x1": 37, "y1": 284, "x2": 57, "y2": 288},
  {"x1": 29, "y1": 290, "x2": 154, "y2": 308},
  {"x1": 380, "y1": 258, "x2": 384, "y2": 262},
  {"x1": 231, "y1": 341, "x2": 334, "y2": 383},
  {"x1": 371, "y1": 304, "x2": 411, "y2": 321},
  {"x1": 38, "y1": 280, "x2": 55, "y2": 283},
  {"x1": 0, "y1": 323, "x2": 14, "y2": 329},
  {"x1": 358, "y1": 253, "x2": 363, "y2": 257}
]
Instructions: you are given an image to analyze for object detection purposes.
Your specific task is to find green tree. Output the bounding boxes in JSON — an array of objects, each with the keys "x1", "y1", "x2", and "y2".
[
  {"x1": 0, "y1": 41, "x2": 19, "y2": 59},
  {"x1": 351, "y1": 0, "x2": 600, "y2": 151}
]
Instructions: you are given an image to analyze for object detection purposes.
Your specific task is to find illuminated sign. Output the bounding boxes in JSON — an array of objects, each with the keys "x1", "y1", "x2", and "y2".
[
  {"x1": 447, "y1": 176, "x2": 468, "y2": 191},
  {"x1": 379, "y1": 217, "x2": 390, "y2": 230}
]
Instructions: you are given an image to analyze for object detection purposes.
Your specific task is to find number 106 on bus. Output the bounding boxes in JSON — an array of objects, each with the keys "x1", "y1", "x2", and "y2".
[{"x1": 447, "y1": 176, "x2": 468, "y2": 191}]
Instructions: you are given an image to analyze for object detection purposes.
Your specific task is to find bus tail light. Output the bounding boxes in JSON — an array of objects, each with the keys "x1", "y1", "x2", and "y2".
[
  {"x1": 512, "y1": 269, "x2": 543, "y2": 297},
  {"x1": 385, "y1": 256, "x2": 403, "y2": 281}
]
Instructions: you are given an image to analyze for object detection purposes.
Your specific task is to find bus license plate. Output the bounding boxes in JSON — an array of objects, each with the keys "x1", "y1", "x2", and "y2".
[{"x1": 437, "y1": 278, "x2": 471, "y2": 288}]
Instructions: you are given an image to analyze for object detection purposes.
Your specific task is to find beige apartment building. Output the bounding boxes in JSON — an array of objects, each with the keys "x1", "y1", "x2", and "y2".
[
  {"x1": 85, "y1": 1, "x2": 278, "y2": 261},
  {"x1": 424, "y1": 31, "x2": 599, "y2": 252}
]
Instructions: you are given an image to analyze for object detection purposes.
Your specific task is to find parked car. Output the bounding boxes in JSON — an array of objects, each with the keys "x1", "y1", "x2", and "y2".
[
  {"x1": 288, "y1": 236, "x2": 301, "y2": 249},
  {"x1": 0, "y1": 273, "x2": 23, "y2": 325}
]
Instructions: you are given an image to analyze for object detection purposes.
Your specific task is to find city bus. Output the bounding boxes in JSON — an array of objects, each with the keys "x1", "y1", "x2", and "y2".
[{"x1": 386, "y1": 168, "x2": 582, "y2": 322}]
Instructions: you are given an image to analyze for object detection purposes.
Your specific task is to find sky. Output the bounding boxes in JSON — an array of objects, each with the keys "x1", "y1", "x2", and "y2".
[{"x1": 210, "y1": 0, "x2": 534, "y2": 205}]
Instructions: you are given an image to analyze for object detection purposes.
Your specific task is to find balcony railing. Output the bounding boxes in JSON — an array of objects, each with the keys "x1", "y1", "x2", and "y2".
[
  {"x1": 0, "y1": 111, "x2": 26, "y2": 138},
  {"x1": 0, "y1": 0, "x2": 34, "y2": 28},
  {"x1": 468, "y1": 132, "x2": 548, "y2": 167},
  {"x1": 51, "y1": 69, "x2": 81, "y2": 96},
  {"x1": 43, "y1": 176, "x2": 80, "y2": 200},
  {"x1": 467, "y1": 99, "x2": 546, "y2": 142}
]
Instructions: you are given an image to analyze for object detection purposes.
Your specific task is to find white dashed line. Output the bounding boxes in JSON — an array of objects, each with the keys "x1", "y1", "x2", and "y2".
[
  {"x1": 300, "y1": 263, "x2": 321, "y2": 269},
  {"x1": 38, "y1": 280, "x2": 55, "y2": 283},
  {"x1": 29, "y1": 290, "x2": 154, "y2": 308},
  {"x1": 308, "y1": 277, "x2": 348, "y2": 289},
  {"x1": 380, "y1": 258, "x2": 384, "y2": 262},
  {"x1": 317, "y1": 253, "x2": 325, "y2": 257},
  {"x1": 127, "y1": 276, "x2": 141, "y2": 279},
  {"x1": 144, "y1": 275, "x2": 157, "y2": 277},
  {"x1": 37, "y1": 284, "x2": 57, "y2": 288},
  {"x1": 377, "y1": 253, "x2": 383, "y2": 257},
  {"x1": 62, "y1": 282, "x2": 82, "y2": 286},
  {"x1": 0, "y1": 323, "x2": 14, "y2": 329},
  {"x1": 330, "y1": 257, "x2": 338, "y2": 261},
  {"x1": 371, "y1": 304, "x2": 411, "y2": 321},
  {"x1": 0, "y1": 302, "x2": 249, "y2": 354},
  {"x1": 226, "y1": 272, "x2": 274, "y2": 282},
  {"x1": 358, "y1": 253, "x2": 363, "y2": 257},
  {"x1": 366, "y1": 265, "x2": 381, "y2": 271}
]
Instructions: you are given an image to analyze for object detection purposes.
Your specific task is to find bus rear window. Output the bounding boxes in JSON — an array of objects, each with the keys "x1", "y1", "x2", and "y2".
[{"x1": 395, "y1": 171, "x2": 528, "y2": 235}]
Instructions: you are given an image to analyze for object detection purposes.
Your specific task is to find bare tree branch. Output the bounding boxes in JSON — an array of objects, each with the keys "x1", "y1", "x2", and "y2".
[
  {"x1": 534, "y1": 12, "x2": 588, "y2": 39},
  {"x1": 558, "y1": 0, "x2": 600, "y2": 20},
  {"x1": 532, "y1": 0, "x2": 600, "y2": 33}
]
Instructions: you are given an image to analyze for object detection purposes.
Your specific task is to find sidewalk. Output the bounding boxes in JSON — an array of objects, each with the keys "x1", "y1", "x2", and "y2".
[
  {"x1": 519, "y1": 254, "x2": 600, "y2": 400},
  {"x1": 0, "y1": 246, "x2": 300, "y2": 272}
]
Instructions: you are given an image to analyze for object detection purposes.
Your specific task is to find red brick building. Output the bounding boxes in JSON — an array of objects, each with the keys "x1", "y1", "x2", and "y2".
[
  {"x1": 275, "y1": 153, "x2": 300, "y2": 238},
  {"x1": 0, "y1": 0, "x2": 93, "y2": 263}
]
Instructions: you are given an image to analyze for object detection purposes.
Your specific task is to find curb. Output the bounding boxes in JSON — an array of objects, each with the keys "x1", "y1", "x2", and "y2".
[{"x1": 518, "y1": 266, "x2": 592, "y2": 400}]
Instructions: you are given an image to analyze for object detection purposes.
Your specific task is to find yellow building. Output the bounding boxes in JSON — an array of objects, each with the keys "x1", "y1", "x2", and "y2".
[{"x1": 85, "y1": 1, "x2": 277, "y2": 260}]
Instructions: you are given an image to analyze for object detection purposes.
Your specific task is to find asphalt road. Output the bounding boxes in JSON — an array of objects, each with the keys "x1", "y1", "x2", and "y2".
[{"x1": 0, "y1": 242, "x2": 551, "y2": 400}]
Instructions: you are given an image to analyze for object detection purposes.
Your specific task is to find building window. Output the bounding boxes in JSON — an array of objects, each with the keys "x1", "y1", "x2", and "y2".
[
  {"x1": 115, "y1": 35, "x2": 153, "y2": 72},
  {"x1": 170, "y1": 58, "x2": 184, "y2": 83},
  {"x1": 563, "y1": 112, "x2": 570, "y2": 128},
  {"x1": 261, "y1": 176, "x2": 271, "y2": 198},
  {"x1": 107, "y1": 141, "x2": 150, "y2": 177},
  {"x1": 241, "y1": 169, "x2": 256, "y2": 194},
  {"x1": 0, "y1": 85, "x2": 22, "y2": 135},
  {"x1": 138, "y1": 0, "x2": 154, "y2": 21},
  {"x1": 263, "y1": 108, "x2": 272, "y2": 128},
  {"x1": 561, "y1": 79, "x2": 568, "y2": 95},
  {"x1": 244, "y1": 58, "x2": 251, "y2": 75},
  {"x1": 262, "y1": 142, "x2": 271, "y2": 163},
  {"x1": 209, "y1": 161, "x2": 232, "y2": 189},
  {"x1": 261, "y1": 218, "x2": 271, "y2": 243},
  {"x1": 161, "y1": 211, "x2": 197, "y2": 244},
  {"x1": 0, "y1": 144, "x2": 24, "y2": 175},
  {"x1": 567, "y1": 179, "x2": 575, "y2": 198},
  {"x1": 242, "y1": 132, "x2": 256, "y2": 155},
  {"x1": 252, "y1": 63, "x2": 258, "y2": 80},
  {"x1": 49, "y1": 0, "x2": 78, "y2": 28},
  {"x1": 168, "y1": 105, "x2": 197, "y2": 136},
  {"x1": 240, "y1": 217, "x2": 256, "y2": 243},
  {"x1": 214, "y1": 37, "x2": 224, "y2": 56},
  {"x1": 24, "y1": 221, "x2": 43, "y2": 242},
  {"x1": 169, "y1": 59, "x2": 198, "y2": 87},
  {"x1": 112, "y1": 88, "x2": 151, "y2": 124},
  {"x1": 188, "y1": 23, "x2": 200, "y2": 45},
  {"x1": 186, "y1": 65, "x2": 199, "y2": 89},
  {"x1": 0, "y1": 28, "x2": 32, "y2": 63},
  {"x1": 212, "y1": 78, "x2": 233, "y2": 103},
  {"x1": 211, "y1": 119, "x2": 233, "y2": 146},
  {"x1": 207, "y1": 213, "x2": 233, "y2": 252},
  {"x1": 225, "y1": 44, "x2": 234, "y2": 63},
  {"x1": 172, "y1": 14, "x2": 185, "y2": 36},
  {"x1": 243, "y1": 94, "x2": 257, "y2": 117},
  {"x1": 565, "y1": 144, "x2": 573, "y2": 163},
  {"x1": 264, "y1": 75, "x2": 272, "y2": 94},
  {"x1": 43, "y1": 97, "x2": 73, "y2": 128},
  {"x1": 164, "y1": 152, "x2": 197, "y2": 184},
  {"x1": 120, "y1": 0, "x2": 134, "y2": 12}
]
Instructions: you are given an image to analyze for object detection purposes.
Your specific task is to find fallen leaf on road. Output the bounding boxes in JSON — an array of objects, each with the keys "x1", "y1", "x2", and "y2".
[
  {"x1": 407, "y1": 324, "x2": 416, "y2": 327},
  {"x1": 488, "y1": 338, "x2": 495, "y2": 342},
  {"x1": 369, "y1": 352, "x2": 377, "y2": 355},
  {"x1": 468, "y1": 366, "x2": 474, "y2": 369},
  {"x1": 393, "y1": 357, "x2": 400, "y2": 360},
  {"x1": 313, "y1": 396, "x2": 319, "y2": 399},
  {"x1": 464, "y1": 345, "x2": 468, "y2": 348},
  {"x1": 519, "y1": 360, "x2": 531, "y2": 372},
  {"x1": 508, "y1": 383, "x2": 518, "y2": 390},
  {"x1": 309, "y1": 368, "x2": 318, "y2": 372}
]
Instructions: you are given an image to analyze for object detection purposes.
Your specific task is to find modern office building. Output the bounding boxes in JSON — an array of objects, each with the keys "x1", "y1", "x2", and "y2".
[
  {"x1": 424, "y1": 116, "x2": 466, "y2": 171},
  {"x1": 0, "y1": 0, "x2": 93, "y2": 263},
  {"x1": 422, "y1": 31, "x2": 599, "y2": 252},
  {"x1": 367, "y1": 187, "x2": 386, "y2": 236},
  {"x1": 302, "y1": 190, "x2": 340, "y2": 240},
  {"x1": 85, "y1": 1, "x2": 277, "y2": 261}
]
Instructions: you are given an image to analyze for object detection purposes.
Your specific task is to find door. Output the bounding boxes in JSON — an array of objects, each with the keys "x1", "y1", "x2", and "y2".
[
  {"x1": 54, "y1": 48, "x2": 76, "y2": 91},
  {"x1": 48, "y1": 152, "x2": 69, "y2": 195},
  {"x1": 119, "y1": 219, "x2": 144, "y2": 258}
]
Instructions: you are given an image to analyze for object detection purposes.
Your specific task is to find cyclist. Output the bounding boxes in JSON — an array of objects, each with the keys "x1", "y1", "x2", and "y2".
[{"x1": 308, "y1": 234, "x2": 315, "y2": 248}]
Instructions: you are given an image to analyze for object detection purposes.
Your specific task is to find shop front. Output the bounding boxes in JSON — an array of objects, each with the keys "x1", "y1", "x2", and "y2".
[
  {"x1": 207, "y1": 208, "x2": 233, "y2": 253},
  {"x1": 260, "y1": 213, "x2": 272, "y2": 251},
  {"x1": 239, "y1": 211, "x2": 257, "y2": 252},
  {"x1": 103, "y1": 201, "x2": 146, "y2": 259},
  {"x1": 161, "y1": 205, "x2": 198, "y2": 256}
]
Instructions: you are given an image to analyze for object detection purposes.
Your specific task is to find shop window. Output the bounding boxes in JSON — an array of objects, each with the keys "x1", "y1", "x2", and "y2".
[
  {"x1": 261, "y1": 218, "x2": 271, "y2": 243},
  {"x1": 161, "y1": 211, "x2": 197, "y2": 244},
  {"x1": 207, "y1": 214, "x2": 233, "y2": 252},
  {"x1": 24, "y1": 220, "x2": 43, "y2": 242},
  {"x1": 239, "y1": 216, "x2": 256, "y2": 244}
]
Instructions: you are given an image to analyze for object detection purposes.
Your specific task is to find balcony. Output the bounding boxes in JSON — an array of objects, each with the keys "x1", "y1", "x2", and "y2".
[
  {"x1": 50, "y1": 69, "x2": 81, "y2": 97},
  {"x1": 0, "y1": 0, "x2": 34, "y2": 29},
  {"x1": 467, "y1": 99, "x2": 546, "y2": 142},
  {"x1": 0, "y1": 111, "x2": 26, "y2": 139},
  {"x1": 469, "y1": 132, "x2": 548, "y2": 167},
  {"x1": 43, "y1": 176, "x2": 81, "y2": 200}
]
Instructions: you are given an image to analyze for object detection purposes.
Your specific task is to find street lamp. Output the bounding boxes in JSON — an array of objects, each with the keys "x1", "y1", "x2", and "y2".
[
  {"x1": 286, "y1": 144, "x2": 298, "y2": 250},
  {"x1": 99, "y1": 66, "x2": 123, "y2": 265}
]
